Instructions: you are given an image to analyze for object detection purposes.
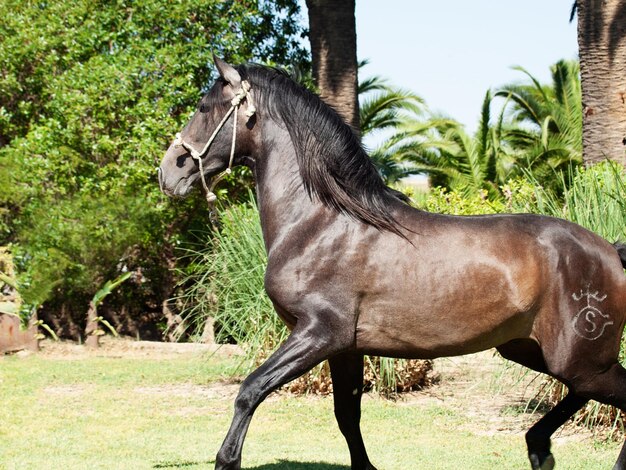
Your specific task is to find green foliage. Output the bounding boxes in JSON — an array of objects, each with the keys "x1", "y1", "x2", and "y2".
[
  {"x1": 366, "y1": 89, "x2": 517, "y2": 200},
  {"x1": 494, "y1": 60, "x2": 582, "y2": 191},
  {"x1": 92, "y1": 272, "x2": 132, "y2": 308},
  {"x1": 426, "y1": 92, "x2": 518, "y2": 200},
  {"x1": 0, "y1": 247, "x2": 20, "y2": 318},
  {"x1": 0, "y1": 0, "x2": 308, "y2": 331},
  {"x1": 0, "y1": 0, "x2": 307, "y2": 143},
  {"x1": 386, "y1": 60, "x2": 581, "y2": 200},
  {"x1": 424, "y1": 187, "x2": 505, "y2": 215},
  {"x1": 423, "y1": 162, "x2": 626, "y2": 243},
  {"x1": 422, "y1": 177, "x2": 543, "y2": 216},
  {"x1": 358, "y1": 69, "x2": 454, "y2": 184}
]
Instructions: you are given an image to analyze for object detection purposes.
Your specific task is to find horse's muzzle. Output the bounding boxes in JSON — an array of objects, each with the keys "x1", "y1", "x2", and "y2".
[{"x1": 157, "y1": 166, "x2": 182, "y2": 197}]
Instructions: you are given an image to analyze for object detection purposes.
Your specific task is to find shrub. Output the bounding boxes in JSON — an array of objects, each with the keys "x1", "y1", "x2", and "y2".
[{"x1": 423, "y1": 187, "x2": 505, "y2": 215}]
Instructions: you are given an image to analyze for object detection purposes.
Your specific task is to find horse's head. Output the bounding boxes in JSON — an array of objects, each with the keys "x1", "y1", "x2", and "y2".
[{"x1": 158, "y1": 57, "x2": 257, "y2": 199}]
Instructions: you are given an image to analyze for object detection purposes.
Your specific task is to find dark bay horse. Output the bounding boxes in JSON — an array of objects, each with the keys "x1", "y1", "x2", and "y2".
[{"x1": 159, "y1": 57, "x2": 626, "y2": 470}]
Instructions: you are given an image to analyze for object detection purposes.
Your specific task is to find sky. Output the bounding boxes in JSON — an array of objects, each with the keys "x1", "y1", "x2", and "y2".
[{"x1": 299, "y1": 1, "x2": 579, "y2": 135}]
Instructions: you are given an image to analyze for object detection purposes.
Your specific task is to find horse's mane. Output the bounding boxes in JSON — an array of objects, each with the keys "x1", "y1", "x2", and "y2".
[{"x1": 234, "y1": 64, "x2": 408, "y2": 236}]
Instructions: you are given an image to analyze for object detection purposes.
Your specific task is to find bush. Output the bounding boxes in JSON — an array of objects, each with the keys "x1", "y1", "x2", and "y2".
[{"x1": 423, "y1": 187, "x2": 505, "y2": 215}]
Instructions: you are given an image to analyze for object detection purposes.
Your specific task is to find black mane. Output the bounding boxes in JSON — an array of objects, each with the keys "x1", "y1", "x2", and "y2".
[{"x1": 234, "y1": 64, "x2": 408, "y2": 236}]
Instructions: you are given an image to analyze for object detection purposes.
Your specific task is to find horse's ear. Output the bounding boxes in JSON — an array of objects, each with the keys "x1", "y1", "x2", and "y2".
[{"x1": 213, "y1": 55, "x2": 242, "y2": 88}]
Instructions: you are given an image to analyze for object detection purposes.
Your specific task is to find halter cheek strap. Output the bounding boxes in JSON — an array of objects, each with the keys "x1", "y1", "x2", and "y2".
[{"x1": 173, "y1": 80, "x2": 255, "y2": 205}]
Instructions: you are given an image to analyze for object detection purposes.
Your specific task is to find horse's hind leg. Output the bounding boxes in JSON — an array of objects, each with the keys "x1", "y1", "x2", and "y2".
[
  {"x1": 497, "y1": 340, "x2": 587, "y2": 470},
  {"x1": 566, "y1": 363, "x2": 626, "y2": 470},
  {"x1": 525, "y1": 392, "x2": 588, "y2": 470},
  {"x1": 215, "y1": 324, "x2": 344, "y2": 470},
  {"x1": 329, "y1": 352, "x2": 377, "y2": 470}
]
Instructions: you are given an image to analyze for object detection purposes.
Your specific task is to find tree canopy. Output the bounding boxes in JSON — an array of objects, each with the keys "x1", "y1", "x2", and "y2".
[{"x1": 0, "y1": 0, "x2": 308, "y2": 337}]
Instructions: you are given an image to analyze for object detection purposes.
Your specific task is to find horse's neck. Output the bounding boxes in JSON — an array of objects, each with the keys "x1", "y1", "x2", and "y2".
[{"x1": 253, "y1": 121, "x2": 324, "y2": 252}]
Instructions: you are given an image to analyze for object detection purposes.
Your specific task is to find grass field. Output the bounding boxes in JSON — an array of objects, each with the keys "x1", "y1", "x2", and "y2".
[{"x1": 0, "y1": 340, "x2": 621, "y2": 469}]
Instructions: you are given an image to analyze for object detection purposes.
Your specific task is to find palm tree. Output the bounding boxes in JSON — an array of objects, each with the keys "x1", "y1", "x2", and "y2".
[
  {"x1": 360, "y1": 84, "x2": 512, "y2": 196},
  {"x1": 305, "y1": 0, "x2": 359, "y2": 131},
  {"x1": 494, "y1": 60, "x2": 582, "y2": 188},
  {"x1": 576, "y1": 0, "x2": 626, "y2": 166},
  {"x1": 421, "y1": 91, "x2": 517, "y2": 199},
  {"x1": 365, "y1": 61, "x2": 582, "y2": 199},
  {"x1": 358, "y1": 74, "x2": 434, "y2": 182}
]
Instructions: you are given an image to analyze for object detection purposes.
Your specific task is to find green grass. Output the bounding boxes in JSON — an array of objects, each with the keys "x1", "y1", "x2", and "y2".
[{"x1": 0, "y1": 351, "x2": 622, "y2": 469}]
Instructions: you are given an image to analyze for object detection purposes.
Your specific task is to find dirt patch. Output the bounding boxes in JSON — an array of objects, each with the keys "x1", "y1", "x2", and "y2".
[
  {"x1": 36, "y1": 336, "x2": 243, "y2": 360},
  {"x1": 395, "y1": 351, "x2": 595, "y2": 443},
  {"x1": 43, "y1": 384, "x2": 94, "y2": 397},
  {"x1": 132, "y1": 383, "x2": 240, "y2": 400}
]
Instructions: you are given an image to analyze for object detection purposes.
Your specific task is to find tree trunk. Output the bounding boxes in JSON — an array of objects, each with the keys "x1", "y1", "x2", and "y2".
[
  {"x1": 577, "y1": 0, "x2": 626, "y2": 166},
  {"x1": 161, "y1": 237, "x2": 185, "y2": 342},
  {"x1": 84, "y1": 300, "x2": 100, "y2": 348},
  {"x1": 305, "y1": 0, "x2": 360, "y2": 133}
]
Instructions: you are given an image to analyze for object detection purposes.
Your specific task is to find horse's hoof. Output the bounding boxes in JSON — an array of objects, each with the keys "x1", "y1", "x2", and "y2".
[
  {"x1": 214, "y1": 463, "x2": 240, "y2": 470},
  {"x1": 214, "y1": 453, "x2": 241, "y2": 470},
  {"x1": 351, "y1": 460, "x2": 377, "y2": 470},
  {"x1": 529, "y1": 452, "x2": 555, "y2": 470}
]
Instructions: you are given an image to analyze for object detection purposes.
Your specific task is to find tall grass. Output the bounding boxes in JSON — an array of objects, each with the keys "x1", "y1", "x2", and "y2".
[
  {"x1": 176, "y1": 194, "x2": 432, "y2": 395},
  {"x1": 176, "y1": 199, "x2": 286, "y2": 372},
  {"x1": 513, "y1": 161, "x2": 626, "y2": 242}
]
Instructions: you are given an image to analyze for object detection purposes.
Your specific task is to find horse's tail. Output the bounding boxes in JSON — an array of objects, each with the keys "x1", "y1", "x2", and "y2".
[{"x1": 614, "y1": 242, "x2": 626, "y2": 269}]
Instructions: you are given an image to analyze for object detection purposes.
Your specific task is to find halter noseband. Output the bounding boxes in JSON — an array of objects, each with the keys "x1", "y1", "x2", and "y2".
[{"x1": 173, "y1": 80, "x2": 256, "y2": 205}]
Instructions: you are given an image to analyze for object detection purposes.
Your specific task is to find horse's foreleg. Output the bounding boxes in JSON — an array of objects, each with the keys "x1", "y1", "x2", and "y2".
[
  {"x1": 329, "y1": 353, "x2": 377, "y2": 470},
  {"x1": 215, "y1": 325, "x2": 342, "y2": 470},
  {"x1": 525, "y1": 392, "x2": 588, "y2": 470}
]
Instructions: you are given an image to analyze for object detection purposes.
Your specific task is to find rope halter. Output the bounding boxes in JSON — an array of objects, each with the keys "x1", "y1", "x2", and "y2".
[{"x1": 173, "y1": 80, "x2": 255, "y2": 205}]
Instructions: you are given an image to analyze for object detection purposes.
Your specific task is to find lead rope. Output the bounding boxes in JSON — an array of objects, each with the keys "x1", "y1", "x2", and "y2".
[{"x1": 173, "y1": 80, "x2": 255, "y2": 213}]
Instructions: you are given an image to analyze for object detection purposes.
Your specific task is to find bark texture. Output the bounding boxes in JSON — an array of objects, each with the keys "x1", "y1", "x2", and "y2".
[
  {"x1": 578, "y1": 0, "x2": 626, "y2": 165},
  {"x1": 306, "y1": 0, "x2": 360, "y2": 133},
  {"x1": 85, "y1": 300, "x2": 100, "y2": 348}
]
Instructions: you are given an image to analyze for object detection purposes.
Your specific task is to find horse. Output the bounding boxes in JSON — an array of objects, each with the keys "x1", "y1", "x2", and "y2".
[{"x1": 158, "y1": 56, "x2": 626, "y2": 470}]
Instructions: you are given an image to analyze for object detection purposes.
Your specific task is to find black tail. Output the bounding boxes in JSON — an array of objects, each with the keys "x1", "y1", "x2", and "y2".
[{"x1": 614, "y1": 243, "x2": 626, "y2": 269}]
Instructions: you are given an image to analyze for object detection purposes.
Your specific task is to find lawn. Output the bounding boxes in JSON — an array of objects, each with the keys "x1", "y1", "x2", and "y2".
[{"x1": 0, "y1": 341, "x2": 621, "y2": 469}]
